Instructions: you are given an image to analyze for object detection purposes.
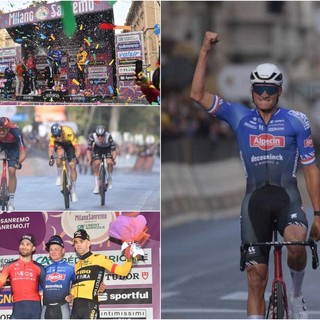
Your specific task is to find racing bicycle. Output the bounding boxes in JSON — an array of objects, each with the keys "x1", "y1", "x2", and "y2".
[
  {"x1": 0, "y1": 152, "x2": 21, "y2": 212},
  {"x1": 240, "y1": 220, "x2": 319, "y2": 319},
  {"x1": 50, "y1": 153, "x2": 73, "y2": 209}
]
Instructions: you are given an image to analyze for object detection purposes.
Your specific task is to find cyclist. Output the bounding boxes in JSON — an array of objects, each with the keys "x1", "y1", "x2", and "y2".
[
  {"x1": 41, "y1": 235, "x2": 76, "y2": 319},
  {"x1": 87, "y1": 125, "x2": 117, "y2": 192},
  {"x1": 48, "y1": 122, "x2": 80, "y2": 203},
  {"x1": 0, "y1": 117, "x2": 26, "y2": 212},
  {"x1": 70, "y1": 229, "x2": 132, "y2": 319},
  {"x1": 190, "y1": 31, "x2": 320, "y2": 319},
  {"x1": 0, "y1": 234, "x2": 46, "y2": 319},
  {"x1": 47, "y1": 44, "x2": 63, "y2": 85}
]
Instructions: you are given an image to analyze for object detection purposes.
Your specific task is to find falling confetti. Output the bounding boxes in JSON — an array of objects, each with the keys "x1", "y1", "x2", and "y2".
[
  {"x1": 109, "y1": 59, "x2": 114, "y2": 65},
  {"x1": 72, "y1": 79, "x2": 80, "y2": 85}
]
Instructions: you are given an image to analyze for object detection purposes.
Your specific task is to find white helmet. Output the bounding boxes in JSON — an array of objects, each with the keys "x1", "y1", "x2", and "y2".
[{"x1": 250, "y1": 63, "x2": 283, "y2": 86}]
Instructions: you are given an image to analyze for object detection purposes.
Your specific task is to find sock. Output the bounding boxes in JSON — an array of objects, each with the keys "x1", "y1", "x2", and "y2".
[
  {"x1": 9, "y1": 193, "x2": 14, "y2": 200},
  {"x1": 72, "y1": 182, "x2": 76, "y2": 192},
  {"x1": 247, "y1": 316, "x2": 264, "y2": 319},
  {"x1": 290, "y1": 268, "x2": 305, "y2": 297},
  {"x1": 95, "y1": 176, "x2": 99, "y2": 186},
  {"x1": 57, "y1": 167, "x2": 62, "y2": 177}
]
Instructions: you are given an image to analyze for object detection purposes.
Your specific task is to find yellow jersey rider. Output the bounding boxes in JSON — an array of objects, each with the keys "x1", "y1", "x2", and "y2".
[
  {"x1": 48, "y1": 123, "x2": 80, "y2": 203},
  {"x1": 76, "y1": 46, "x2": 88, "y2": 90}
]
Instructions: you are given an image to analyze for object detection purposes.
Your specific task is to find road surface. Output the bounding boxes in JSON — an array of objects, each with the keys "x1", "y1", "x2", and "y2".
[
  {"x1": 12, "y1": 154, "x2": 160, "y2": 211},
  {"x1": 161, "y1": 213, "x2": 320, "y2": 319}
]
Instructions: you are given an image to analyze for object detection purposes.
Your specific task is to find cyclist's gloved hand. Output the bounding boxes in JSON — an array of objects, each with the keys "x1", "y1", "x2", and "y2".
[
  {"x1": 15, "y1": 161, "x2": 22, "y2": 170},
  {"x1": 49, "y1": 156, "x2": 55, "y2": 167}
]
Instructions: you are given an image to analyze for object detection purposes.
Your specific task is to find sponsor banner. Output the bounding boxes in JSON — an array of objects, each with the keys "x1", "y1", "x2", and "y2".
[
  {"x1": 119, "y1": 65, "x2": 135, "y2": 75},
  {"x1": 0, "y1": 212, "x2": 160, "y2": 319},
  {"x1": 100, "y1": 307, "x2": 153, "y2": 319},
  {"x1": 115, "y1": 32, "x2": 145, "y2": 101},
  {"x1": 99, "y1": 288, "x2": 152, "y2": 305},
  {"x1": 0, "y1": 1, "x2": 110, "y2": 29},
  {"x1": 104, "y1": 267, "x2": 153, "y2": 285}
]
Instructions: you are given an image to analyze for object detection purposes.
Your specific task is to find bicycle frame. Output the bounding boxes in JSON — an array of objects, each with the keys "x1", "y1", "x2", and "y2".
[
  {"x1": 98, "y1": 154, "x2": 108, "y2": 206},
  {"x1": 0, "y1": 154, "x2": 9, "y2": 211},
  {"x1": 240, "y1": 225, "x2": 319, "y2": 319},
  {"x1": 53, "y1": 153, "x2": 72, "y2": 209}
]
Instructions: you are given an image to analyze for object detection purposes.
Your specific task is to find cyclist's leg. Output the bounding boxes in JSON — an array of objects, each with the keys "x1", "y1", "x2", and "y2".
[
  {"x1": 65, "y1": 144, "x2": 77, "y2": 182},
  {"x1": 106, "y1": 149, "x2": 113, "y2": 188},
  {"x1": 242, "y1": 186, "x2": 276, "y2": 317},
  {"x1": 6, "y1": 144, "x2": 19, "y2": 211},
  {"x1": 278, "y1": 190, "x2": 308, "y2": 317},
  {"x1": 65, "y1": 144, "x2": 78, "y2": 202},
  {"x1": 92, "y1": 147, "x2": 102, "y2": 192},
  {"x1": 55, "y1": 144, "x2": 64, "y2": 185}
]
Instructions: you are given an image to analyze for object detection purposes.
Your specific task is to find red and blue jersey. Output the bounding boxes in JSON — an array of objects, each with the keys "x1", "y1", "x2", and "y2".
[
  {"x1": 0, "y1": 124, "x2": 26, "y2": 151},
  {"x1": 43, "y1": 260, "x2": 76, "y2": 305},
  {"x1": 208, "y1": 95, "x2": 316, "y2": 193},
  {"x1": 0, "y1": 258, "x2": 45, "y2": 302}
]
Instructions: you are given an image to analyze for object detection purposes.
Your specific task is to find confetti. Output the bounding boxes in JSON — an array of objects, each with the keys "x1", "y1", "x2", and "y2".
[
  {"x1": 72, "y1": 79, "x2": 80, "y2": 85},
  {"x1": 95, "y1": 44, "x2": 100, "y2": 49},
  {"x1": 80, "y1": 24, "x2": 83, "y2": 30},
  {"x1": 114, "y1": 26, "x2": 131, "y2": 31},
  {"x1": 84, "y1": 38, "x2": 91, "y2": 46},
  {"x1": 109, "y1": 59, "x2": 114, "y2": 65}
]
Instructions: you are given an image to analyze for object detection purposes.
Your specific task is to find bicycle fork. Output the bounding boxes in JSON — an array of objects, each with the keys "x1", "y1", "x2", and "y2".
[{"x1": 271, "y1": 245, "x2": 289, "y2": 318}]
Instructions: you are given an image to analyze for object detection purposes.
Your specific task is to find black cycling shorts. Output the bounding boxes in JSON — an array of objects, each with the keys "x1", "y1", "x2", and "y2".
[
  {"x1": 70, "y1": 298, "x2": 99, "y2": 319},
  {"x1": 241, "y1": 184, "x2": 308, "y2": 266},
  {"x1": 54, "y1": 142, "x2": 76, "y2": 163},
  {"x1": 92, "y1": 146, "x2": 112, "y2": 160},
  {"x1": 0, "y1": 142, "x2": 19, "y2": 168},
  {"x1": 41, "y1": 302, "x2": 70, "y2": 319}
]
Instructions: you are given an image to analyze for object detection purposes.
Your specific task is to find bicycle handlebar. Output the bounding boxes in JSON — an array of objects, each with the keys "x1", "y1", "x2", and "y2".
[{"x1": 240, "y1": 238, "x2": 319, "y2": 271}]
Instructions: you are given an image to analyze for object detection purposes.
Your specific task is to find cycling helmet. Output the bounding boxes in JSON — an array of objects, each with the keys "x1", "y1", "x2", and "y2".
[
  {"x1": 250, "y1": 63, "x2": 283, "y2": 86},
  {"x1": 0, "y1": 117, "x2": 11, "y2": 129},
  {"x1": 95, "y1": 125, "x2": 106, "y2": 136},
  {"x1": 51, "y1": 123, "x2": 62, "y2": 137}
]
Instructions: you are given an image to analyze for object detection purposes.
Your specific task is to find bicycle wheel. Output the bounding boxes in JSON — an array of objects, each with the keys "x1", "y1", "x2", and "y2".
[
  {"x1": 271, "y1": 281, "x2": 285, "y2": 319},
  {"x1": 62, "y1": 170, "x2": 70, "y2": 209},
  {"x1": 0, "y1": 180, "x2": 7, "y2": 211},
  {"x1": 99, "y1": 165, "x2": 106, "y2": 206}
]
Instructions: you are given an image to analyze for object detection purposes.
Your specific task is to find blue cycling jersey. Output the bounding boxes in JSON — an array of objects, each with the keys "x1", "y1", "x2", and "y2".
[
  {"x1": 43, "y1": 260, "x2": 76, "y2": 305},
  {"x1": 208, "y1": 95, "x2": 315, "y2": 193},
  {"x1": 48, "y1": 50, "x2": 62, "y2": 63}
]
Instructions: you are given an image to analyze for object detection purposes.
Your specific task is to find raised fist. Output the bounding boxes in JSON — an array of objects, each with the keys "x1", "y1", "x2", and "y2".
[{"x1": 202, "y1": 31, "x2": 220, "y2": 51}]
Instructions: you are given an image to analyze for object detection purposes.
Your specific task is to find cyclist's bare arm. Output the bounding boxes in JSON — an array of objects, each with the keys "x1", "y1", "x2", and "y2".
[
  {"x1": 18, "y1": 149, "x2": 27, "y2": 164},
  {"x1": 190, "y1": 31, "x2": 220, "y2": 110},
  {"x1": 74, "y1": 144, "x2": 81, "y2": 159},
  {"x1": 86, "y1": 149, "x2": 92, "y2": 163},
  {"x1": 303, "y1": 163, "x2": 320, "y2": 241},
  {"x1": 48, "y1": 145, "x2": 54, "y2": 158}
]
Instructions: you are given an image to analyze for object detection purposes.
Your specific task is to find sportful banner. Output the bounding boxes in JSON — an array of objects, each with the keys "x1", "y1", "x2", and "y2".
[{"x1": 0, "y1": 211, "x2": 160, "y2": 319}]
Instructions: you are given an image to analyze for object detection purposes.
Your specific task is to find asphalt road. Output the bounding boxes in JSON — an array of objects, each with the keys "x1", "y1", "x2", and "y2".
[
  {"x1": 11, "y1": 155, "x2": 160, "y2": 211},
  {"x1": 161, "y1": 215, "x2": 320, "y2": 319}
]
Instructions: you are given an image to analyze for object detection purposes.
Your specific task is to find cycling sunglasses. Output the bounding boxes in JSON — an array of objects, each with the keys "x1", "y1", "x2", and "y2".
[{"x1": 252, "y1": 84, "x2": 279, "y2": 96}]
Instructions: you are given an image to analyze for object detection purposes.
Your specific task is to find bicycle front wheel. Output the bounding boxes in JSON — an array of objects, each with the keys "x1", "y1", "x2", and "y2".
[
  {"x1": 271, "y1": 281, "x2": 286, "y2": 319},
  {"x1": 99, "y1": 165, "x2": 106, "y2": 206},
  {"x1": 62, "y1": 170, "x2": 70, "y2": 209},
  {"x1": 0, "y1": 180, "x2": 7, "y2": 211}
]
